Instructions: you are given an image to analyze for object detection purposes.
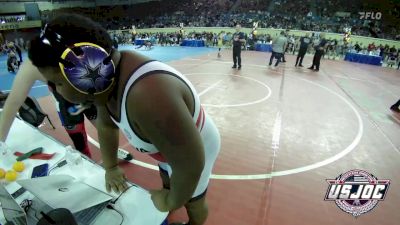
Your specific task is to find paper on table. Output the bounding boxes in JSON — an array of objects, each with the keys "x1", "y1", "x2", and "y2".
[{"x1": 114, "y1": 185, "x2": 168, "y2": 225}]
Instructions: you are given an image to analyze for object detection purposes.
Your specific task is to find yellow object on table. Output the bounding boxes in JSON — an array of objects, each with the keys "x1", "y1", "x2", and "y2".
[
  {"x1": 0, "y1": 168, "x2": 5, "y2": 179},
  {"x1": 5, "y1": 170, "x2": 18, "y2": 182},
  {"x1": 13, "y1": 161, "x2": 25, "y2": 172}
]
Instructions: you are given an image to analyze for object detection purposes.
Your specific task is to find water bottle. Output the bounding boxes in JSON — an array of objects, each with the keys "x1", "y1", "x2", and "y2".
[
  {"x1": 65, "y1": 145, "x2": 83, "y2": 166},
  {"x1": 65, "y1": 145, "x2": 86, "y2": 179},
  {"x1": 0, "y1": 141, "x2": 8, "y2": 156},
  {"x1": 1, "y1": 141, "x2": 14, "y2": 168}
]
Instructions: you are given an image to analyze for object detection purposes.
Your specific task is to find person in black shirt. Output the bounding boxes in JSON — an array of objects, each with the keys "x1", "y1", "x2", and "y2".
[
  {"x1": 295, "y1": 32, "x2": 311, "y2": 67},
  {"x1": 178, "y1": 28, "x2": 184, "y2": 45},
  {"x1": 308, "y1": 33, "x2": 328, "y2": 72},
  {"x1": 389, "y1": 45, "x2": 397, "y2": 54},
  {"x1": 354, "y1": 42, "x2": 362, "y2": 53},
  {"x1": 232, "y1": 24, "x2": 245, "y2": 70}
]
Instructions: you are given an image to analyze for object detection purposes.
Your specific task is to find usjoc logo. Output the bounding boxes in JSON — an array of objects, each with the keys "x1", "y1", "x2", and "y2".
[
  {"x1": 359, "y1": 12, "x2": 382, "y2": 20},
  {"x1": 325, "y1": 169, "x2": 390, "y2": 217}
]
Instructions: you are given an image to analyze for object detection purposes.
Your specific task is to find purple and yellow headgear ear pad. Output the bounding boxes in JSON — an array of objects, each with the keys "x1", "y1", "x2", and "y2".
[{"x1": 59, "y1": 42, "x2": 115, "y2": 95}]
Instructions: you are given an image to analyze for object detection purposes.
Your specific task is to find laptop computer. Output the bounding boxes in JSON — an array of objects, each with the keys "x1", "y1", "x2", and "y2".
[
  {"x1": 0, "y1": 184, "x2": 28, "y2": 225},
  {"x1": 17, "y1": 175, "x2": 114, "y2": 225}
]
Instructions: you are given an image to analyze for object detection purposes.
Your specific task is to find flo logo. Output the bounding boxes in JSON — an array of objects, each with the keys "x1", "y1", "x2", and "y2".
[
  {"x1": 359, "y1": 12, "x2": 382, "y2": 20},
  {"x1": 324, "y1": 169, "x2": 390, "y2": 217}
]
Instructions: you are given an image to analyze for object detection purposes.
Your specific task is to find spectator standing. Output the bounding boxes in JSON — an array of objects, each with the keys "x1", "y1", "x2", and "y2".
[
  {"x1": 269, "y1": 31, "x2": 287, "y2": 67},
  {"x1": 295, "y1": 32, "x2": 311, "y2": 67},
  {"x1": 308, "y1": 33, "x2": 328, "y2": 72},
  {"x1": 232, "y1": 24, "x2": 245, "y2": 70},
  {"x1": 354, "y1": 42, "x2": 362, "y2": 52}
]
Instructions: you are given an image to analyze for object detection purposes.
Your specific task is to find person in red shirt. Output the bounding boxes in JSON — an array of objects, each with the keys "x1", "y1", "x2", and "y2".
[{"x1": 367, "y1": 42, "x2": 376, "y2": 52}]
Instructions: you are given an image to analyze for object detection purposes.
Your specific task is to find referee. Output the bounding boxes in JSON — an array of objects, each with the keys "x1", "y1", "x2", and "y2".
[
  {"x1": 295, "y1": 32, "x2": 311, "y2": 67},
  {"x1": 308, "y1": 33, "x2": 328, "y2": 72},
  {"x1": 232, "y1": 24, "x2": 245, "y2": 70}
]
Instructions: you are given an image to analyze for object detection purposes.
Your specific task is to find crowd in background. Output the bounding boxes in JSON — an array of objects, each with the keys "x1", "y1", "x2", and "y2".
[
  {"x1": 0, "y1": 15, "x2": 26, "y2": 24},
  {"x1": 0, "y1": 0, "x2": 399, "y2": 68},
  {"x1": 39, "y1": 0, "x2": 399, "y2": 40},
  {"x1": 109, "y1": 28, "x2": 400, "y2": 68}
]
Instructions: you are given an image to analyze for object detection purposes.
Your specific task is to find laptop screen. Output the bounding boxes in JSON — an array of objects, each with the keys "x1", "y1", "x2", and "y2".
[{"x1": 0, "y1": 185, "x2": 27, "y2": 225}]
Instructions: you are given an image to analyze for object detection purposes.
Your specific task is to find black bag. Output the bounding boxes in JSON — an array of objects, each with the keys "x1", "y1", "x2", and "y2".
[
  {"x1": 18, "y1": 96, "x2": 55, "y2": 128},
  {"x1": 0, "y1": 91, "x2": 54, "y2": 128}
]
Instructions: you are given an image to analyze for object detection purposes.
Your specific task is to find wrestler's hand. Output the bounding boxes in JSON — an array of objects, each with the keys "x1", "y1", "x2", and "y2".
[{"x1": 105, "y1": 166, "x2": 128, "y2": 193}]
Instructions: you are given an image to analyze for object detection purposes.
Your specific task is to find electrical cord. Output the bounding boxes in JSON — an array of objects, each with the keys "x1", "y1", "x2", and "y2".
[
  {"x1": 32, "y1": 208, "x2": 42, "y2": 220},
  {"x1": 106, "y1": 204, "x2": 124, "y2": 225},
  {"x1": 28, "y1": 159, "x2": 136, "y2": 224},
  {"x1": 110, "y1": 184, "x2": 137, "y2": 204},
  {"x1": 48, "y1": 159, "x2": 67, "y2": 175},
  {"x1": 2, "y1": 188, "x2": 130, "y2": 225},
  {"x1": 106, "y1": 183, "x2": 141, "y2": 225},
  {"x1": 0, "y1": 206, "x2": 32, "y2": 225},
  {"x1": 19, "y1": 199, "x2": 32, "y2": 213},
  {"x1": 1, "y1": 199, "x2": 39, "y2": 221},
  {"x1": 20, "y1": 199, "x2": 42, "y2": 220},
  {"x1": 0, "y1": 199, "x2": 32, "y2": 213}
]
